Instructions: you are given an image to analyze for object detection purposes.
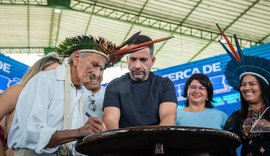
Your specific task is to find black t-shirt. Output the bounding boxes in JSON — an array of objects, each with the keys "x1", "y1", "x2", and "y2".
[{"x1": 103, "y1": 72, "x2": 177, "y2": 128}]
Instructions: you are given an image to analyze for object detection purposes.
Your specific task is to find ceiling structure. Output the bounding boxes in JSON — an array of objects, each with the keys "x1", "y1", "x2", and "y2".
[{"x1": 0, "y1": 0, "x2": 269, "y2": 70}]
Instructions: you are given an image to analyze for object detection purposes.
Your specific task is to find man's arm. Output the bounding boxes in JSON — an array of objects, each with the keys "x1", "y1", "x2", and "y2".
[
  {"x1": 46, "y1": 129, "x2": 82, "y2": 148},
  {"x1": 159, "y1": 102, "x2": 177, "y2": 126},
  {"x1": 103, "y1": 107, "x2": 120, "y2": 130},
  {"x1": 46, "y1": 117, "x2": 106, "y2": 148}
]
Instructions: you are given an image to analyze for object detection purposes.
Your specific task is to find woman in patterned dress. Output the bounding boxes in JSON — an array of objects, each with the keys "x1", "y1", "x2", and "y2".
[
  {"x1": 217, "y1": 24, "x2": 270, "y2": 156},
  {"x1": 224, "y1": 74, "x2": 270, "y2": 155}
]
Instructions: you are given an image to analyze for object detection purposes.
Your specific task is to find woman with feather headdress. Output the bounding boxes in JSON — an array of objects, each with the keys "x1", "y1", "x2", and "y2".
[{"x1": 217, "y1": 24, "x2": 270, "y2": 156}]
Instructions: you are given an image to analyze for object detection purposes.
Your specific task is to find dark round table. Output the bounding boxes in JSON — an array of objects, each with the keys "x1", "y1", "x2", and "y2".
[{"x1": 76, "y1": 126, "x2": 241, "y2": 156}]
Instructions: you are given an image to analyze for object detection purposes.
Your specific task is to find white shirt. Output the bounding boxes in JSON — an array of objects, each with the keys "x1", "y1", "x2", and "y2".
[
  {"x1": 83, "y1": 86, "x2": 106, "y2": 123},
  {"x1": 8, "y1": 65, "x2": 84, "y2": 154}
]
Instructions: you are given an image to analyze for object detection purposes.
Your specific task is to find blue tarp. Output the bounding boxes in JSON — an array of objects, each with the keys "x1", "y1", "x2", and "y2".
[{"x1": 0, "y1": 53, "x2": 29, "y2": 93}]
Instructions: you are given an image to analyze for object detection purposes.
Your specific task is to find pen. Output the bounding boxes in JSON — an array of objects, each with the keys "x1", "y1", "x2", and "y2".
[{"x1": 85, "y1": 112, "x2": 91, "y2": 117}]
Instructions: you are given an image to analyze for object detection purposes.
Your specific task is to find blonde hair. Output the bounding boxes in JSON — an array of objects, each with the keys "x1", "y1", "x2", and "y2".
[{"x1": 20, "y1": 52, "x2": 62, "y2": 85}]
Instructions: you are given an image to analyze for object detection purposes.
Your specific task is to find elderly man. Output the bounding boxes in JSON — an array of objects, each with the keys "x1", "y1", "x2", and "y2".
[{"x1": 7, "y1": 35, "x2": 131, "y2": 156}]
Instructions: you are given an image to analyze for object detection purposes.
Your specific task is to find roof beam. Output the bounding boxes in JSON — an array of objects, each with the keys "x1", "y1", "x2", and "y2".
[
  {"x1": 1, "y1": 0, "x2": 260, "y2": 48},
  {"x1": 154, "y1": 0, "x2": 203, "y2": 56},
  {"x1": 48, "y1": 9, "x2": 62, "y2": 48},
  {"x1": 122, "y1": 0, "x2": 149, "y2": 42},
  {"x1": 84, "y1": 1, "x2": 97, "y2": 35},
  {"x1": 27, "y1": 5, "x2": 30, "y2": 53},
  {"x1": 67, "y1": 0, "x2": 259, "y2": 47},
  {"x1": 189, "y1": 0, "x2": 261, "y2": 62},
  {"x1": 0, "y1": 0, "x2": 45, "y2": 5},
  {"x1": 0, "y1": 47, "x2": 45, "y2": 54},
  {"x1": 258, "y1": 33, "x2": 270, "y2": 43}
]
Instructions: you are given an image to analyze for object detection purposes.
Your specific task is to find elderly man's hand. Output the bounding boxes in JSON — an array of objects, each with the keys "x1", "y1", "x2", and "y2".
[{"x1": 79, "y1": 117, "x2": 107, "y2": 136}]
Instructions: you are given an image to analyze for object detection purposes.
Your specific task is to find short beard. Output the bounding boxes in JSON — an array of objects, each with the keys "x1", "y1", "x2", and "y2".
[
  {"x1": 131, "y1": 73, "x2": 146, "y2": 81},
  {"x1": 133, "y1": 77, "x2": 144, "y2": 81}
]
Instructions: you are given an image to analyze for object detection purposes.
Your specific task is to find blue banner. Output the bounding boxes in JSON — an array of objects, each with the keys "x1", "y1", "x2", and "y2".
[
  {"x1": 155, "y1": 43, "x2": 270, "y2": 116},
  {"x1": 0, "y1": 53, "x2": 29, "y2": 93}
]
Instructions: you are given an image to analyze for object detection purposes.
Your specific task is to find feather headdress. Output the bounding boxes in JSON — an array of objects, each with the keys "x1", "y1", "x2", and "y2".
[
  {"x1": 56, "y1": 32, "x2": 173, "y2": 67},
  {"x1": 217, "y1": 24, "x2": 270, "y2": 91}
]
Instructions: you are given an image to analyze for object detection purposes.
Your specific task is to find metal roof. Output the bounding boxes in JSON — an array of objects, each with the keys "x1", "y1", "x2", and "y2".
[{"x1": 0, "y1": 0, "x2": 269, "y2": 70}]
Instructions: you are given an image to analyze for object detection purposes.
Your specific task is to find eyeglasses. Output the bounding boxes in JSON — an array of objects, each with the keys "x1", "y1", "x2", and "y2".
[
  {"x1": 188, "y1": 85, "x2": 207, "y2": 91},
  {"x1": 88, "y1": 95, "x2": 96, "y2": 111}
]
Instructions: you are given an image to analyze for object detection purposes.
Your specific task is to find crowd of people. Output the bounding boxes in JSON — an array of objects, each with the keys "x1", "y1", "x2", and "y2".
[{"x1": 0, "y1": 29, "x2": 269, "y2": 156}]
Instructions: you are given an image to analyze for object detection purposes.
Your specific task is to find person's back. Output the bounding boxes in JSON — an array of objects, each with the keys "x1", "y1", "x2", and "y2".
[{"x1": 103, "y1": 35, "x2": 177, "y2": 130}]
